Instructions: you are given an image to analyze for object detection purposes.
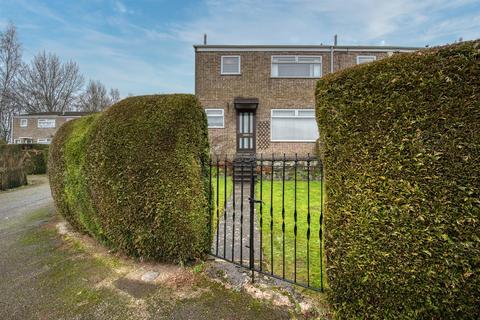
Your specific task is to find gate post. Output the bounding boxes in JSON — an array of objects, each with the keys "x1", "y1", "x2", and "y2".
[{"x1": 249, "y1": 159, "x2": 255, "y2": 282}]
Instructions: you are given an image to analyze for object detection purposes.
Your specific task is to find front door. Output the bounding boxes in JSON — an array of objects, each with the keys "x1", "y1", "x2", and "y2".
[{"x1": 236, "y1": 111, "x2": 256, "y2": 154}]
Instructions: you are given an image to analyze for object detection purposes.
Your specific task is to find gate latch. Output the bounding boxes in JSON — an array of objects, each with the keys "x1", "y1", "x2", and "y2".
[{"x1": 248, "y1": 197, "x2": 263, "y2": 204}]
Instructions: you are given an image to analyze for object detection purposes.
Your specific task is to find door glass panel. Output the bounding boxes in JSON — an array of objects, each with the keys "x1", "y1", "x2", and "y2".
[
  {"x1": 237, "y1": 111, "x2": 255, "y2": 151},
  {"x1": 249, "y1": 113, "x2": 253, "y2": 134},
  {"x1": 243, "y1": 113, "x2": 247, "y2": 133}
]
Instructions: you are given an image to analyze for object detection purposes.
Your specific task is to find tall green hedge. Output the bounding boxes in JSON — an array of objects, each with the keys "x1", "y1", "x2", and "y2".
[
  {"x1": 22, "y1": 144, "x2": 49, "y2": 174},
  {"x1": 0, "y1": 145, "x2": 27, "y2": 190},
  {"x1": 316, "y1": 41, "x2": 480, "y2": 319},
  {"x1": 49, "y1": 94, "x2": 211, "y2": 262}
]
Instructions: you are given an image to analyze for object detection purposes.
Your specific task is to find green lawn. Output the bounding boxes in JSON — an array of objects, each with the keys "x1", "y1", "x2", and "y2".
[
  {"x1": 256, "y1": 180, "x2": 325, "y2": 289},
  {"x1": 210, "y1": 169, "x2": 233, "y2": 235}
]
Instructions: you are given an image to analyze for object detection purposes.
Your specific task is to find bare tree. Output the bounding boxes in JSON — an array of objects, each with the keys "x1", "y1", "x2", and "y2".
[
  {"x1": 15, "y1": 51, "x2": 84, "y2": 113},
  {"x1": 77, "y1": 80, "x2": 109, "y2": 112},
  {"x1": 76, "y1": 80, "x2": 121, "y2": 112},
  {"x1": 109, "y1": 88, "x2": 120, "y2": 105},
  {"x1": 0, "y1": 23, "x2": 22, "y2": 143}
]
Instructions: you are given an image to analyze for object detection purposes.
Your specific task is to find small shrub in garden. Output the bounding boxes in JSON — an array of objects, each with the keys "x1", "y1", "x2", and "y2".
[
  {"x1": 316, "y1": 41, "x2": 480, "y2": 319},
  {"x1": 49, "y1": 94, "x2": 210, "y2": 262}
]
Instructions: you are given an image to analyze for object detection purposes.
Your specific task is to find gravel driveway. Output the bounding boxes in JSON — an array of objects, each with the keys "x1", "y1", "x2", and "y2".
[
  {"x1": 0, "y1": 176, "x2": 299, "y2": 320},
  {"x1": 0, "y1": 175, "x2": 53, "y2": 220}
]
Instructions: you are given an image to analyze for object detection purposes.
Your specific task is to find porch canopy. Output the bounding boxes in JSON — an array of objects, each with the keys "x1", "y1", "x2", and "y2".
[{"x1": 234, "y1": 97, "x2": 258, "y2": 111}]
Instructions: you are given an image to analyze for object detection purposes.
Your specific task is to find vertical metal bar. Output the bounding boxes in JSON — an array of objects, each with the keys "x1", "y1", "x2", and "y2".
[
  {"x1": 249, "y1": 159, "x2": 255, "y2": 282},
  {"x1": 223, "y1": 156, "x2": 227, "y2": 258},
  {"x1": 307, "y1": 154, "x2": 311, "y2": 287},
  {"x1": 270, "y1": 153, "x2": 274, "y2": 275},
  {"x1": 319, "y1": 159, "x2": 324, "y2": 292},
  {"x1": 216, "y1": 157, "x2": 220, "y2": 256},
  {"x1": 259, "y1": 154, "x2": 263, "y2": 272},
  {"x1": 240, "y1": 161, "x2": 244, "y2": 265},
  {"x1": 282, "y1": 153, "x2": 286, "y2": 279},
  {"x1": 294, "y1": 153, "x2": 298, "y2": 283},
  {"x1": 232, "y1": 161, "x2": 236, "y2": 262},
  {"x1": 208, "y1": 158, "x2": 213, "y2": 253}
]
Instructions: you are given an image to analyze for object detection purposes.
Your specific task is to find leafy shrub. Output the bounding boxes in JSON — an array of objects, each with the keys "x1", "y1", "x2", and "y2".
[
  {"x1": 49, "y1": 94, "x2": 210, "y2": 262},
  {"x1": 22, "y1": 144, "x2": 49, "y2": 174},
  {"x1": 49, "y1": 114, "x2": 104, "y2": 236},
  {"x1": 316, "y1": 41, "x2": 480, "y2": 319},
  {"x1": 0, "y1": 145, "x2": 27, "y2": 190}
]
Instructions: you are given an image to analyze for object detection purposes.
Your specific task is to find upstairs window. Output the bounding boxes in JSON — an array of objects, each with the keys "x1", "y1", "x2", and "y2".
[
  {"x1": 37, "y1": 119, "x2": 56, "y2": 128},
  {"x1": 271, "y1": 56, "x2": 322, "y2": 78},
  {"x1": 205, "y1": 109, "x2": 224, "y2": 128},
  {"x1": 20, "y1": 119, "x2": 28, "y2": 127},
  {"x1": 357, "y1": 55, "x2": 376, "y2": 64},
  {"x1": 271, "y1": 109, "x2": 319, "y2": 142},
  {"x1": 221, "y1": 56, "x2": 241, "y2": 75}
]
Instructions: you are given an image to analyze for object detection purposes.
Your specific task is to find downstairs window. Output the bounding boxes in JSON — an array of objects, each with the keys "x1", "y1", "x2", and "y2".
[{"x1": 271, "y1": 109, "x2": 319, "y2": 142}]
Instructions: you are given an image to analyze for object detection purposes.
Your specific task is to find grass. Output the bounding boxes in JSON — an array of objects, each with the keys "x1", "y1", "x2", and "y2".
[
  {"x1": 256, "y1": 180, "x2": 326, "y2": 289},
  {"x1": 210, "y1": 168, "x2": 233, "y2": 234}
]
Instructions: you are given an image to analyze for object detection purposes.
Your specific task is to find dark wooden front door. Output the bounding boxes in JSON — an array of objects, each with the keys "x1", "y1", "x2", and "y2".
[{"x1": 236, "y1": 111, "x2": 256, "y2": 154}]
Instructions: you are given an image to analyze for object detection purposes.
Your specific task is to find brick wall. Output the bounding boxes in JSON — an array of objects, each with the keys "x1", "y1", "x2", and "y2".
[
  {"x1": 195, "y1": 48, "x2": 398, "y2": 157},
  {"x1": 12, "y1": 116, "x2": 79, "y2": 143}
]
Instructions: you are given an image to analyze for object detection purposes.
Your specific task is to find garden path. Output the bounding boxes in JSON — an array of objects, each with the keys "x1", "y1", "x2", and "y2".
[{"x1": 212, "y1": 182, "x2": 262, "y2": 266}]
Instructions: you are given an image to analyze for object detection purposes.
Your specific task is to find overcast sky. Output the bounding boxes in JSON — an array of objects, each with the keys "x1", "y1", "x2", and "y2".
[{"x1": 1, "y1": 0, "x2": 479, "y2": 95}]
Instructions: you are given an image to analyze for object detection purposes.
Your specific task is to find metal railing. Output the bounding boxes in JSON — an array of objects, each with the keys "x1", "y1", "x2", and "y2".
[{"x1": 208, "y1": 154, "x2": 324, "y2": 291}]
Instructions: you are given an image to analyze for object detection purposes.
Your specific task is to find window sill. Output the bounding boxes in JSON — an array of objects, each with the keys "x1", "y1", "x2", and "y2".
[
  {"x1": 270, "y1": 76, "x2": 321, "y2": 79},
  {"x1": 221, "y1": 73, "x2": 242, "y2": 76},
  {"x1": 271, "y1": 140, "x2": 317, "y2": 143}
]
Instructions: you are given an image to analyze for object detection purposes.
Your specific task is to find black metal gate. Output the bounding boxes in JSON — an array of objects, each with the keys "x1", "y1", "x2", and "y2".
[{"x1": 208, "y1": 154, "x2": 324, "y2": 291}]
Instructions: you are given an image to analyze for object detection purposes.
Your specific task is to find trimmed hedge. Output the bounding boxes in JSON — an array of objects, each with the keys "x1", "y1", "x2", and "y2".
[
  {"x1": 22, "y1": 144, "x2": 49, "y2": 174},
  {"x1": 0, "y1": 145, "x2": 27, "y2": 190},
  {"x1": 49, "y1": 94, "x2": 211, "y2": 262},
  {"x1": 316, "y1": 41, "x2": 480, "y2": 319}
]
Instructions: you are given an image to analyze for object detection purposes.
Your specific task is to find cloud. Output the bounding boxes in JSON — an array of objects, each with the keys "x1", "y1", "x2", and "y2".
[
  {"x1": 114, "y1": 1, "x2": 133, "y2": 14},
  {"x1": 15, "y1": 0, "x2": 67, "y2": 24},
  {"x1": 4, "y1": 0, "x2": 478, "y2": 95},
  {"x1": 170, "y1": 0, "x2": 479, "y2": 46}
]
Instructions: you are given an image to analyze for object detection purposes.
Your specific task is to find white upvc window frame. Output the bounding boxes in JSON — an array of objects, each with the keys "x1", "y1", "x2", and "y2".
[
  {"x1": 205, "y1": 108, "x2": 225, "y2": 128},
  {"x1": 37, "y1": 118, "x2": 56, "y2": 128},
  {"x1": 270, "y1": 108, "x2": 318, "y2": 142},
  {"x1": 271, "y1": 55, "x2": 322, "y2": 78},
  {"x1": 220, "y1": 55, "x2": 241, "y2": 75},
  {"x1": 37, "y1": 138, "x2": 52, "y2": 144},
  {"x1": 20, "y1": 118, "x2": 28, "y2": 127},
  {"x1": 14, "y1": 139, "x2": 21, "y2": 144},
  {"x1": 17, "y1": 137, "x2": 33, "y2": 144},
  {"x1": 356, "y1": 55, "x2": 377, "y2": 65}
]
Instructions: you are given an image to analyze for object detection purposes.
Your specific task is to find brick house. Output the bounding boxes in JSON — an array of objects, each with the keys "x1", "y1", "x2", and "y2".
[
  {"x1": 194, "y1": 44, "x2": 419, "y2": 157},
  {"x1": 11, "y1": 112, "x2": 89, "y2": 144}
]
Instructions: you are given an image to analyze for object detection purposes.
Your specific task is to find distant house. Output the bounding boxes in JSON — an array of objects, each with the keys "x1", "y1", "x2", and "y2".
[
  {"x1": 194, "y1": 44, "x2": 419, "y2": 157},
  {"x1": 11, "y1": 112, "x2": 89, "y2": 144}
]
